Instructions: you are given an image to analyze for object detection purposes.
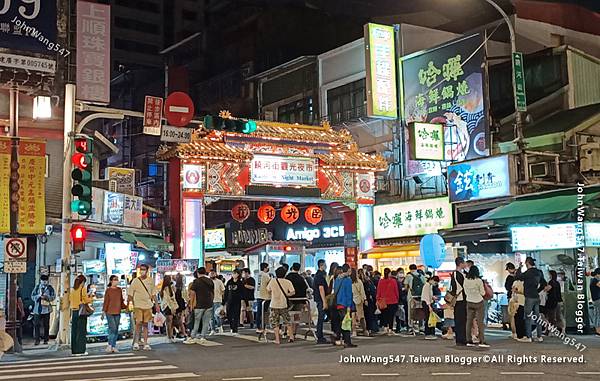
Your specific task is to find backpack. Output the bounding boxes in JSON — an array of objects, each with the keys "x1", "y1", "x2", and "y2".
[{"x1": 410, "y1": 273, "x2": 424, "y2": 297}]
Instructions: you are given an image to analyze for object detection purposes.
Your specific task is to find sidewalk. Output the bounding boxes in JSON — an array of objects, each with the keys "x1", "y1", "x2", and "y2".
[{"x1": 1, "y1": 335, "x2": 170, "y2": 362}]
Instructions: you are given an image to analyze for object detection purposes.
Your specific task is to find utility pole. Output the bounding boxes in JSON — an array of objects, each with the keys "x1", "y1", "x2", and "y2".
[
  {"x1": 6, "y1": 85, "x2": 22, "y2": 353},
  {"x1": 56, "y1": 83, "x2": 76, "y2": 347}
]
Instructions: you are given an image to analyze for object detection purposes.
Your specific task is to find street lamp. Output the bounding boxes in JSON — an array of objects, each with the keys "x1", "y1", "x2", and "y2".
[{"x1": 33, "y1": 94, "x2": 52, "y2": 119}]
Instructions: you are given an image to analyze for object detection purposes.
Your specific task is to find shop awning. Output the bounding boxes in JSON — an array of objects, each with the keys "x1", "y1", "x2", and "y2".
[
  {"x1": 120, "y1": 232, "x2": 174, "y2": 252},
  {"x1": 360, "y1": 244, "x2": 420, "y2": 259},
  {"x1": 476, "y1": 190, "x2": 600, "y2": 224}
]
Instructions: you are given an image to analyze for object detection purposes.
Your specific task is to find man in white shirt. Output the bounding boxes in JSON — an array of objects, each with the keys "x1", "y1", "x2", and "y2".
[
  {"x1": 256, "y1": 263, "x2": 271, "y2": 333},
  {"x1": 210, "y1": 270, "x2": 225, "y2": 335},
  {"x1": 128, "y1": 264, "x2": 156, "y2": 351},
  {"x1": 266, "y1": 266, "x2": 295, "y2": 345}
]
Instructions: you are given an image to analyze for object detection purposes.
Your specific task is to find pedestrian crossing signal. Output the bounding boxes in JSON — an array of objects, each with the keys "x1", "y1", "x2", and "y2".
[{"x1": 71, "y1": 225, "x2": 86, "y2": 253}]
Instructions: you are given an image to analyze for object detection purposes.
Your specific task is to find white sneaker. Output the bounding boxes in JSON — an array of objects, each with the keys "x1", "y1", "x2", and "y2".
[
  {"x1": 209, "y1": 330, "x2": 215, "y2": 336},
  {"x1": 143, "y1": 344, "x2": 152, "y2": 351},
  {"x1": 466, "y1": 342, "x2": 477, "y2": 347},
  {"x1": 184, "y1": 337, "x2": 197, "y2": 344},
  {"x1": 112, "y1": 347, "x2": 119, "y2": 353},
  {"x1": 168, "y1": 338, "x2": 177, "y2": 343},
  {"x1": 478, "y1": 343, "x2": 490, "y2": 348},
  {"x1": 218, "y1": 326, "x2": 224, "y2": 334},
  {"x1": 536, "y1": 337, "x2": 544, "y2": 343},
  {"x1": 511, "y1": 333, "x2": 517, "y2": 339},
  {"x1": 425, "y1": 336, "x2": 438, "y2": 340},
  {"x1": 231, "y1": 332, "x2": 239, "y2": 336},
  {"x1": 517, "y1": 337, "x2": 532, "y2": 343},
  {"x1": 105, "y1": 345, "x2": 113, "y2": 353},
  {"x1": 132, "y1": 343, "x2": 140, "y2": 351}
]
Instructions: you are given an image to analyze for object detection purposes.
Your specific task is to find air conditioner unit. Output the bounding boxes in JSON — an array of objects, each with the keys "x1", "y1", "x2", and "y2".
[
  {"x1": 529, "y1": 162, "x2": 549, "y2": 178},
  {"x1": 580, "y1": 142, "x2": 600, "y2": 172}
]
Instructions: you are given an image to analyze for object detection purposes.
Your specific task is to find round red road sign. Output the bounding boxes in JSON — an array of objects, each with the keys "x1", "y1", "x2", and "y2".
[{"x1": 164, "y1": 92, "x2": 195, "y2": 127}]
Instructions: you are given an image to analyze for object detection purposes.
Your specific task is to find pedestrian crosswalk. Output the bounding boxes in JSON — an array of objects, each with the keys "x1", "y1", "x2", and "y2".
[{"x1": 0, "y1": 352, "x2": 200, "y2": 381}]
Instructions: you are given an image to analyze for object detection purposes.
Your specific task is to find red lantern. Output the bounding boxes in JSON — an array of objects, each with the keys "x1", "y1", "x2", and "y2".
[
  {"x1": 280, "y1": 203, "x2": 299, "y2": 225},
  {"x1": 257, "y1": 204, "x2": 276, "y2": 224},
  {"x1": 305, "y1": 205, "x2": 323, "y2": 225},
  {"x1": 231, "y1": 202, "x2": 250, "y2": 223}
]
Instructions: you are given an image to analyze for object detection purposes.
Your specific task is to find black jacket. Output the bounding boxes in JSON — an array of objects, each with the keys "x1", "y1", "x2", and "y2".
[
  {"x1": 545, "y1": 279, "x2": 562, "y2": 309},
  {"x1": 504, "y1": 274, "x2": 515, "y2": 299},
  {"x1": 516, "y1": 267, "x2": 547, "y2": 299}
]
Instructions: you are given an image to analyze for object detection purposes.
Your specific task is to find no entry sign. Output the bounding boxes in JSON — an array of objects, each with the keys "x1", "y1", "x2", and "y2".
[{"x1": 164, "y1": 92, "x2": 195, "y2": 127}]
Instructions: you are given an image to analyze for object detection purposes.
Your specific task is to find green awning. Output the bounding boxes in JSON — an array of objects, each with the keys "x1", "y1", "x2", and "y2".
[
  {"x1": 120, "y1": 232, "x2": 174, "y2": 252},
  {"x1": 477, "y1": 191, "x2": 600, "y2": 224}
]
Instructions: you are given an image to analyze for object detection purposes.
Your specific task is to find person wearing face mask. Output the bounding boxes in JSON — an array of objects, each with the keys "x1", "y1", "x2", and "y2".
[
  {"x1": 405, "y1": 264, "x2": 424, "y2": 334},
  {"x1": 102, "y1": 275, "x2": 127, "y2": 353},
  {"x1": 128, "y1": 264, "x2": 157, "y2": 351},
  {"x1": 421, "y1": 275, "x2": 440, "y2": 340},
  {"x1": 224, "y1": 269, "x2": 244, "y2": 335},
  {"x1": 31, "y1": 274, "x2": 55, "y2": 346}
]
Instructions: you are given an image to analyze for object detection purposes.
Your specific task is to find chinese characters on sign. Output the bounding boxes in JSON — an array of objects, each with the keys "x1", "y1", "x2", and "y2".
[
  {"x1": 402, "y1": 34, "x2": 489, "y2": 175},
  {"x1": 123, "y1": 194, "x2": 143, "y2": 228},
  {"x1": 17, "y1": 140, "x2": 46, "y2": 234},
  {"x1": 511, "y1": 224, "x2": 580, "y2": 251},
  {"x1": 76, "y1": 1, "x2": 110, "y2": 104},
  {"x1": 304, "y1": 205, "x2": 323, "y2": 225},
  {"x1": 143, "y1": 96, "x2": 164, "y2": 136},
  {"x1": 103, "y1": 192, "x2": 124, "y2": 225},
  {"x1": 0, "y1": 137, "x2": 11, "y2": 233},
  {"x1": 0, "y1": 53, "x2": 55, "y2": 73},
  {"x1": 231, "y1": 202, "x2": 250, "y2": 223},
  {"x1": 356, "y1": 172, "x2": 376, "y2": 203},
  {"x1": 257, "y1": 204, "x2": 276, "y2": 224},
  {"x1": 106, "y1": 167, "x2": 135, "y2": 195},
  {"x1": 513, "y1": 52, "x2": 527, "y2": 112},
  {"x1": 0, "y1": 0, "x2": 58, "y2": 54},
  {"x1": 250, "y1": 155, "x2": 317, "y2": 187},
  {"x1": 281, "y1": 203, "x2": 300, "y2": 225},
  {"x1": 364, "y1": 23, "x2": 397, "y2": 119},
  {"x1": 447, "y1": 155, "x2": 512, "y2": 203},
  {"x1": 373, "y1": 197, "x2": 453, "y2": 239},
  {"x1": 410, "y1": 122, "x2": 445, "y2": 161}
]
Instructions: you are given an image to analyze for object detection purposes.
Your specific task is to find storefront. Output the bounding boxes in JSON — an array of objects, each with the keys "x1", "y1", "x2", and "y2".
[
  {"x1": 365, "y1": 196, "x2": 454, "y2": 271},
  {"x1": 157, "y1": 119, "x2": 386, "y2": 266}
]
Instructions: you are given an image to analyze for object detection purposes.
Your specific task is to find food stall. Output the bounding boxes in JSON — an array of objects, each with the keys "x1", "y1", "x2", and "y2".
[{"x1": 244, "y1": 240, "x2": 309, "y2": 275}]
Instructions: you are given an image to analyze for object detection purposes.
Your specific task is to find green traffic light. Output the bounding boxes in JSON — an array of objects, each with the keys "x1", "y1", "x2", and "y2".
[
  {"x1": 71, "y1": 184, "x2": 92, "y2": 198},
  {"x1": 243, "y1": 120, "x2": 257, "y2": 134},
  {"x1": 71, "y1": 168, "x2": 92, "y2": 181},
  {"x1": 71, "y1": 199, "x2": 91, "y2": 215}
]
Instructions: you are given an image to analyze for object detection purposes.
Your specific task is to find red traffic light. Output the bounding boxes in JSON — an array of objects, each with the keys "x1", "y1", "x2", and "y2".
[
  {"x1": 72, "y1": 152, "x2": 91, "y2": 169},
  {"x1": 75, "y1": 137, "x2": 91, "y2": 153},
  {"x1": 71, "y1": 225, "x2": 87, "y2": 241}
]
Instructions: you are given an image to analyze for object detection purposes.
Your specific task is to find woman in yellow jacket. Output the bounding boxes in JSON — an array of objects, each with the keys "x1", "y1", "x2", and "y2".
[{"x1": 69, "y1": 274, "x2": 93, "y2": 355}]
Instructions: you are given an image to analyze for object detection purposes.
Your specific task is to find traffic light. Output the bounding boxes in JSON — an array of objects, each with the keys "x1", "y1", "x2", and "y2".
[
  {"x1": 203, "y1": 115, "x2": 257, "y2": 134},
  {"x1": 71, "y1": 136, "x2": 93, "y2": 215},
  {"x1": 70, "y1": 225, "x2": 86, "y2": 253}
]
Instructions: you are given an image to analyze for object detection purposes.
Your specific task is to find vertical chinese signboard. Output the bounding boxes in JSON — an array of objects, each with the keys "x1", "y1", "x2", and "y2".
[
  {"x1": 76, "y1": 1, "x2": 110, "y2": 104},
  {"x1": 0, "y1": 137, "x2": 11, "y2": 233},
  {"x1": 17, "y1": 139, "x2": 46, "y2": 234},
  {"x1": 409, "y1": 122, "x2": 445, "y2": 161},
  {"x1": 364, "y1": 23, "x2": 397, "y2": 119},
  {"x1": 513, "y1": 52, "x2": 527, "y2": 112},
  {"x1": 401, "y1": 34, "x2": 489, "y2": 175},
  {"x1": 143, "y1": 96, "x2": 164, "y2": 136}
]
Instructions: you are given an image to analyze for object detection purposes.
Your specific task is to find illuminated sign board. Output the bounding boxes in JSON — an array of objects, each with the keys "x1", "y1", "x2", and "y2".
[
  {"x1": 410, "y1": 122, "x2": 445, "y2": 161},
  {"x1": 250, "y1": 155, "x2": 317, "y2": 187},
  {"x1": 182, "y1": 164, "x2": 205, "y2": 190},
  {"x1": 510, "y1": 223, "x2": 583, "y2": 251},
  {"x1": 105, "y1": 243, "x2": 133, "y2": 276},
  {"x1": 585, "y1": 222, "x2": 600, "y2": 247},
  {"x1": 205, "y1": 228, "x2": 226, "y2": 250},
  {"x1": 374, "y1": 197, "x2": 453, "y2": 239},
  {"x1": 286, "y1": 225, "x2": 345, "y2": 242},
  {"x1": 364, "y1": 23, "x2": 397, "y2": 119},
  {"x1": 447, "y1": 155, "x2": 512, "y2": 203}
]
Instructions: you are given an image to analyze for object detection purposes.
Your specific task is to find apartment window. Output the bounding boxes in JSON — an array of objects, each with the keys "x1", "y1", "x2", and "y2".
[
  {"x1": 114, "y1": 17, "x2": 159, "y2": 35},
  {"x1": 326, "y1": 78, "x2": 366, "y2": 124},
  {"x1": 278, "y1": 97, "x2": 314, "y2": 125}
]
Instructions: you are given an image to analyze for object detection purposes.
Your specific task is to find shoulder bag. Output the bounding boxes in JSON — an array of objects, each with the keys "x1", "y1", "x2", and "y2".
[
  {"x1": 275, "y1": 279, "x2": 292, "y2": 309},
  {"x1": 444, "y1": 272, "x2": 466, "y2": 307},
  {"x1": 78, "y1": 287, "x2": 94, "y2": 317},
  {"x1": 136, "y1": 277, "x2": 157, "y2": 311}
]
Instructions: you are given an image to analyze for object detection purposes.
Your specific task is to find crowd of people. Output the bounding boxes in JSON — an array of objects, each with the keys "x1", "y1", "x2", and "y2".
[{"x1": 60, "y1": 258, "x2": 600, "y2": 356}]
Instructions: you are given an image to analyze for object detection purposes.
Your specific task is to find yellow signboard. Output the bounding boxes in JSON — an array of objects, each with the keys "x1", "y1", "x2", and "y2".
[
  {"x1": 17, "y1": 139, "x2": 46, "y2": 234},
  {"x1": 0, "y1": 137, "x2": 11, "y2": 233}
]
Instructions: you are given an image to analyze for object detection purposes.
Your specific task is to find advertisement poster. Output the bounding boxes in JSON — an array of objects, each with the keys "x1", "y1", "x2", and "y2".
[
  {"x1": 17, "y1": 139, "x2": 46, "y2": 234},
  {"x1": 250, "y1": 155, "x2": 317, "y2": 187},
  {"x1": 103, "y1": 192, "x2": 124, "y2": 226},
  {"x1": 373, "y1": 197, "x2": 453, "y2": 239},
  {"x1": 76, "y1": 1, "x2": 110, "y2": 104},
  {"x1": 0, "y1": 0, "x2": 57, "y2": 54},
  {"x1": 410, "y1": 122, "x2": 445, "y2": 161},
  {"x1": 205, "y1": 228, "x2": 226, "y2": 250},
  {"x1": 364, "y1": 23, "x2": 397, "y2": 119},
  {"x1": 123, "y1": 194, "x2": 143, "y2": 228},
  {"x1": 356, "y1": 172, "x2": 375, "y2": 202},
  {"x1": 105, "y1": 243, "x2": 132, "y2": 276},
  {"x1": 447, "y1": 155, "x2": 512, "y2": 203},
  {"x1": 401, "y1": 34, "x2": 489, "y2": 175},
  {"x1": 511, "y1": 224, "x2": 580, "y2": 251},
  {"x1": 106, "y1": 167, "x2": 135, "y2": 195},
  {"x1": 0, "y1": 137, "x2": 11, "y2": 233}
]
